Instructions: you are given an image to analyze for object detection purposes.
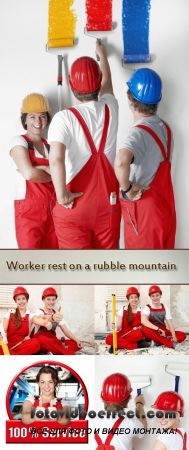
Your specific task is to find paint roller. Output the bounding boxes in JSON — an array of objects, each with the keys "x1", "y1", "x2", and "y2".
[
  {"x1": 111, "y1": 294, "x2": 118, "y2": 355},
  {"x1": 84, "y1": 0, "x2": 115, "y2": 61},
  {"x1": 46, "y1": 0, "x2": 77, "y2": 110},
  {"x1": 129, "y1": 375, "x2": 152, "y2": 396},
  {"x1": 0, "y1": 322, "x2": 10, "y2": 355},
  {"x1": 165, "y1": 362, "x2": 189, "y2": 393}
]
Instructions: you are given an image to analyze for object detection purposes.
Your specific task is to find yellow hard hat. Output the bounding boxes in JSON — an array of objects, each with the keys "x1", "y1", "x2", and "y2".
[{"x1": 21, "y1": 93, "x2": 51, "y2": 113}]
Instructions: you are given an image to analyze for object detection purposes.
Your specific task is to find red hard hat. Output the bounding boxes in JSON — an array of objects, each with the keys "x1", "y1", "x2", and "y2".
[
  {"x1": 13, "y1": 286, "x2": 29, "y2": 300},
  {"x1": 126, "y1": 287, "x2": 140, "y2": 299},
  {"x1": 151, "y1": 391, "x2": 185, "y2": 417},
  {"x1": 68, "y1": 57, "x2": 102, "y2": 93},
  {"x1": 101, "y1": 373, "x2": 133, "y2": 403},
  {"x1": 42, "y1": 287, "x2": 58, "y2": 299},
  {"x1": 148, "y1": 285, "x2": 162, "y2": 296}
]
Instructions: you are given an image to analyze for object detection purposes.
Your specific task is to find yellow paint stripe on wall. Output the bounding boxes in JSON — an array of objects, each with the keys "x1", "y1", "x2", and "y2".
[{"x1": 48, "y1": 0, "x2": 77, "y2": 48}]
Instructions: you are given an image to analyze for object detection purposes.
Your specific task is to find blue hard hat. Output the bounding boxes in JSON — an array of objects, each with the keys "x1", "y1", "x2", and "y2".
[{"x1": 127, "y1": 68, "x2": 162, "y2": 104}]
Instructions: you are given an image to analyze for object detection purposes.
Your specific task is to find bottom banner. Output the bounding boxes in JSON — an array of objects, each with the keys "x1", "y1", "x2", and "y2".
[{"x1": 6, "y1": 420, "x2": 89, "y2": 443}]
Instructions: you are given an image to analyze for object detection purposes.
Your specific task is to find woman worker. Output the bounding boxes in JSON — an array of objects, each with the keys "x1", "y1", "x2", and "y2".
[
  {"x1": 22, "y1": 365, "x2": 71, "y2": 425},
  {"x1": 105, "y1": 286, "x2": 151, "y2": 353},
  {"x1": 141, "y1": 285, "x2": 186, "y2": 350},
  {"x1": 150, "y1": 391, "x2": 187, "y2": 450},
  {"x1": 9, "y1": 93, "x2": 58, "y2": 249},
  {"x1": 0, "y1": 286, "x2": 51, "y2": 355}
]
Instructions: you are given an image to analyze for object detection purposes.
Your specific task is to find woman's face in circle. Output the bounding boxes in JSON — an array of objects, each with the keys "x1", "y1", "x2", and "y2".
[{"x1": 38, "y1": 373, "x2": 55, "y2": 397}]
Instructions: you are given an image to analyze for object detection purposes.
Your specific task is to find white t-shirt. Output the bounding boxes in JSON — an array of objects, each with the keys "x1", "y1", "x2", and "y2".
[
  {"x1": 48, "y1": 94, "x2": 118, "y2": 184},
  {"x1": 121, "y1": 115, "x2": 174, "y2": 186},
  {"x1": 94, "y1": 416, "x2": 144, "y2": 450},
  {"x1": 118, "y1": 306, "x2": 141, "y2": 317},
  {"x1": 156, "y1": 428, "x2": 186, "y2": 450},
  {"x1": 33, "y1": 308, "x2": 67, "y2": 334},
  {"x1": 9, "y1": 135, "x2": 49, "y2": 200},
  {"x1": 5, "y1": 309, "x2": 34, "y2": 334},
  {"x1": 142, "y1": 303, "x2": 172, "y2": 320}
]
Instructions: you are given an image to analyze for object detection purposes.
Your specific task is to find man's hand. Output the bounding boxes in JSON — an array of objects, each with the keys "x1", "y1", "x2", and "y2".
[
  {"x1": 158, "y1": 328, "x2": 166, "y2": 337},
  {"x1": 95, "y1": 41, "x2": 107, "y2": 60},
  {"x1": 126, "y1": 184, "x2": 150, "y2": 201},
  {"x1": 58, "y1": 189, "x2": 83, "y2": 209},
  {"x1": 53, "y1": 306, "x2": 63, "y2": 322}
]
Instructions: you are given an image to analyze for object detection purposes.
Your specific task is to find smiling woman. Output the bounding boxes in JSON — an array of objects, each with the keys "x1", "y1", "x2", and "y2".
[{"x1": 9, "y1": 93, "x2": 58, "y2": 249}]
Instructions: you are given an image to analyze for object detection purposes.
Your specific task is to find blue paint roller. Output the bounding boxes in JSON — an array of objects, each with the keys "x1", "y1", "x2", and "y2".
[
  {"x1": 122, "y1": 0, "x2": 151, "y2": 64},
  {"x1": 130, "y1": 375, "x2": 152, "y2": 396},
  {"x1": 165, "y1": 362, "x2": 189, "y2": 393}
]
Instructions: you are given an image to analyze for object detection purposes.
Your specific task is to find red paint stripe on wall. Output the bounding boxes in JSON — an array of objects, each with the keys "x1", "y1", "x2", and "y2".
[{"x1": 86, "y1": 0, "x2": 112, "y2": 31}]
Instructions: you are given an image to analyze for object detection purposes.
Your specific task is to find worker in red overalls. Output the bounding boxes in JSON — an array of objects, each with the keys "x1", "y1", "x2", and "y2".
[
  {"x1": 114, "y1": 68, "x2": 176, "y2": 249},
  {"x1": 94, "y1": 373, "x2": 147, "y2": 449},
  {"x1": 22, "y1": 365, "x2": 71, "y2": 425},
  {"x1": 33, "y1": 287, "x2": 83, "y2": 355},
  {"x1": 106, "y1": 286, "x2": 151, "y2": 352},
  {"x1": 48, "y1": 41, "x2": 121, "y2": 249},
  {"x1": 141, "y1": 285, "x2": 186, "y2": 349},
  {"x1": 9, "y1": 93, "x2": 58, "y2": 249},
  {"x1": 151, "y1": 391, "x2": 187, "y2": 450},
  {"x1": 0, "y1": 286, "x2": 50, "y2": 355}
]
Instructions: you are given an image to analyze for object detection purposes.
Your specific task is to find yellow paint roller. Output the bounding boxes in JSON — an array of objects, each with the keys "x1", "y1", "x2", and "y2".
[
  {"x1": 111, "y1": 294, "x2": 118, "y2": 355},
  {"x1": 0, "y1": 323, "x2": 10, "y2": 355},
  {"x1": 47, "y1": 0, "x2": 76, "y2": 48},
  {"x1": 46, "y1": 0, "x2": 77, "y2": 110}
]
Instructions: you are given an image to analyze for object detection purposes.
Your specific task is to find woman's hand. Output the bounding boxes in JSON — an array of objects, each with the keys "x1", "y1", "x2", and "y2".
[{"x1": 76, "y1": 340, "x2": 83, "y2": 349}]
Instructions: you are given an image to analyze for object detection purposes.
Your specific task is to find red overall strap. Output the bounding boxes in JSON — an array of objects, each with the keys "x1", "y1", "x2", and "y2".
[
  {"x1": 68, "y1": 104, "x2": 110, "y2": 155},
  {"x1": 147, "y1": 303, "x2": 166, "y2": 312},
  {"x1": 21, "y1": 135, "x2": 50, "y2": 152},
  {"x1": 174, "y1": 429, "x2": 187, "y2": 450},
  {"x1": 95, "y1": 417, "x2": 124, "y2": 445},
  {"x1": 135, "y1": 124, "x2": 171, "y2": 161}
]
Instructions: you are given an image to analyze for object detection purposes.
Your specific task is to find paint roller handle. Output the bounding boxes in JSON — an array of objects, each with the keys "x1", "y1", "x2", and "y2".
[
  {"x1": 96, "y1": 39, "x2": 102, "y2": 61},
  {"x1": 137, "y1": 389, "x2": 141, "y2": 396},
  {"x1": 57, "y1": 55, "x2": 63, "y2": 86}
]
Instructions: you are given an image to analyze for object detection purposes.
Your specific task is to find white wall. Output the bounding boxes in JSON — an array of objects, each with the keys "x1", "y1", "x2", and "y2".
[
  {"x1": 95, "y1": 355, "x2": 189, "y2": 449},
  {"x1": 0, "y1": 0, "x2": 189, "y2": 247}
]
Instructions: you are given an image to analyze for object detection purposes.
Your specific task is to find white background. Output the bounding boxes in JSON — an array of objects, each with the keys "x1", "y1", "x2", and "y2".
[
  {"x1": 95, "y1": 355, "x2": 189, "y2": 450},
  {"x1": 0, "y1": 0, "x2": 189, "y2": 247}
]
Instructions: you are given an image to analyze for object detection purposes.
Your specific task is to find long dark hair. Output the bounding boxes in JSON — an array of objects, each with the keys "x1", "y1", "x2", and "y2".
[{"x1": 13, "y1": 294, "x2": 28, "y2": 330}]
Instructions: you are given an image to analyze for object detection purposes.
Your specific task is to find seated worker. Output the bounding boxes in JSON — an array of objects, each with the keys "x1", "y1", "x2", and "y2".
[
  {"x1": 0, "y1": 286, "x2": 50, "y2": 355},
  {"x1": 114, "y1": 68, "x2": 176, "y2": 249},
  {"x1": 33, "y1": 287, "x2": 83, "y2": 355},
  {"x1": 22, "y1": 365, "x2": 71, "y2": 425},
  {"x1": 151, "y1": 391, "x2": 187, "y2": 450},
  {"x1": 94, "y1": 373, "x2": 147, "y2": 449},
  {"x1": 106, "y1": 286, "x2": 151, "y2": 352},
  {"x1": 141, "y1": 285, "x2": 186, "y2": 349},
  {"x1": 48, "y1": 40, "x2": 121, "y2": 249}
]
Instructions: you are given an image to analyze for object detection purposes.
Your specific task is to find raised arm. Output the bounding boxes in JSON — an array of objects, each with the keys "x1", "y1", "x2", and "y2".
[
  {"x1": 95, "y1": 41, "x2": 113, "y2": 97},
  {"x1": 10, "y1": 145, "x2": 51, "y2": 183}
]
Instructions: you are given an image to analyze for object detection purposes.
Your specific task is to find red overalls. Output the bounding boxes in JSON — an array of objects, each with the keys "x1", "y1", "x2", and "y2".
[
  {"x1": 142, "y1": 304, "x2": 186, "y2": 347},
  {"x1": 33, "y1": 396, "x2": 63, "y2": 410},
  {"x1": 121, "y1": 122, "x2": 176, "y2": 249},
  {"x1": 34, "y1": 309, "x2": 78, "y2": 355},
  {"x1": 106, "y1": 309, "x2": 143, "y2": 350},
  {"x1": 95, "y1": 417, "x2": 124, "y2": 449},
  {"x1": 174, "y1": 429, "x2": 187, "y2": 450},
  {"x1": 14, "y1": 135, "x2": 58, "y2": 249},
  {"x1": 52, "y1": 104, "x2": 121, "y2": 249},
  {"x1": 0, "y1": 312, "x2": 40, "y2": 355}
]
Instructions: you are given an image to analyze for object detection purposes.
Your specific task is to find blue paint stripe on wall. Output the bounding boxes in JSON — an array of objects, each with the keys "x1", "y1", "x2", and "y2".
[{"x1": 122, "y1": 0, "x2": 151, "y2": 63}]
